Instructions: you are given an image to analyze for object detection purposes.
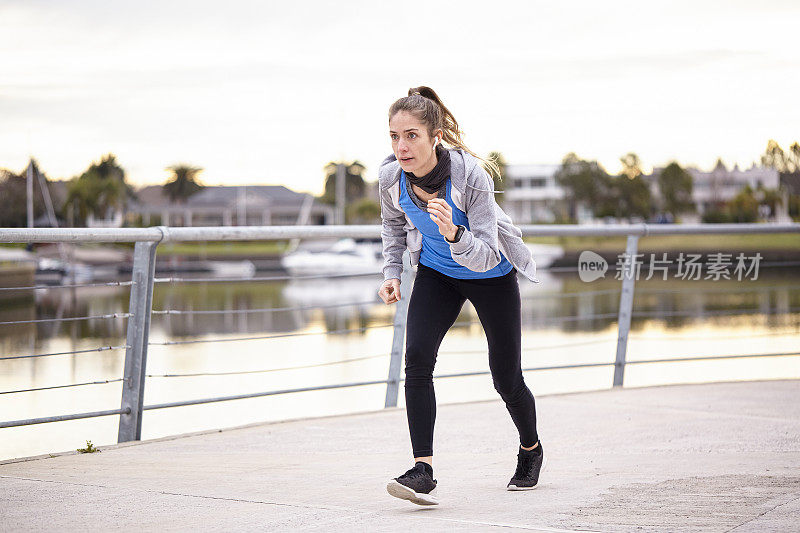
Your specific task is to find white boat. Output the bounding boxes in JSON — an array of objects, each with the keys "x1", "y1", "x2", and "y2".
[
  {"x1": 282, "y1": 277, "x2": 380, "y2": 308},
  {"x1": 282, "y1": 239, "x2": 563, "y2": 277},
  {"x1": 207, "y1": 260, "x2": 256, "y2": 278},
  {"x1": 281, "y1": 238, "x2": 383, "y2": 277},
  {"x1": 36, "y1": 257, "x2": 95, "y2": 283}
]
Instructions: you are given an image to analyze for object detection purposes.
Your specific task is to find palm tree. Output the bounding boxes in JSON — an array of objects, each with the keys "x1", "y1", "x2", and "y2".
[
  {"x1": 321, "y1": 160, "x2": 367, "y2": 205},
  {"x1": 64, "y1": 154, "x2": 131, "y2": 226},
  {"x1": 163, "y1": 164, "x2": 204, "y2": 203}
]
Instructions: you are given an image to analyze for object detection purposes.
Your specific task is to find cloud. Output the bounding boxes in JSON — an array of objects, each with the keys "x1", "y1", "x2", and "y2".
[{"x1": 1, "y1": 1, "x2": 798, "y2": 191}]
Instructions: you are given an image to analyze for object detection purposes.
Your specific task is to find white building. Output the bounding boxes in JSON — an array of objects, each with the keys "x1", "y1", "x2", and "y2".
[
  {"x1": 505, "y1": 160, "x2": 787, "y2": 224},
  {"x1": 647, "y1": 162, "x2": 784, "y2": 222},
  {"x1": 687, "y1": 162, "x2": 780, "y2": 214},
  {"x1": 502, "y1": 164, "x2": 567, "y2": 223}
]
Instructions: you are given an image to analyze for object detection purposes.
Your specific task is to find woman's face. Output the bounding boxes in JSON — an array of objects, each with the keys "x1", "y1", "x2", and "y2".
[{"x1": 389, "y1": 111, "x2": 440, "y2": 176}]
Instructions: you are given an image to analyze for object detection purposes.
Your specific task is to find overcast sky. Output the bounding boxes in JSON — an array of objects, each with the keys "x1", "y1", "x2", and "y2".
[{"x1": 1, "y1": 0, "x2": 798, "y2": 194}]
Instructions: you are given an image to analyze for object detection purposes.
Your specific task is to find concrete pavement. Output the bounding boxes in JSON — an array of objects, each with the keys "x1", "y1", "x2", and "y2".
[{"x1": 1, "y1": 379, "x2": 799, "y2": 532}]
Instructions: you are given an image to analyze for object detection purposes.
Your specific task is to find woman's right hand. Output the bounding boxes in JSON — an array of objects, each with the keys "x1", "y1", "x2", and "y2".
[{"x1": 378, "y1": 278, "x2": 401, "y2": 305}]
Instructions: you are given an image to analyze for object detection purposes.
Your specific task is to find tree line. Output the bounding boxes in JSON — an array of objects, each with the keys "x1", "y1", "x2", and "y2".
[
  {"x1": 542, "y1": 140, "x2": 799, "y2": 223},
  {"x1": 0, "y1": 155, "x2": 205, "y2": 227},
  {"x1": 1, "y1": 140, "x2": 797, "y2": 227}
]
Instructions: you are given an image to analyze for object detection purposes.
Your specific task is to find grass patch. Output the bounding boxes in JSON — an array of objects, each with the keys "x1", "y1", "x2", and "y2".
[
  {"x1": 76, "y1": 440, "x2": 100, "y2": 454},
  {"x1": 156, "y1": 240, "x2": 290, "y2": 256},
  {"x1": 525, "y1": 233, "x2": 800, "y2": 252}
]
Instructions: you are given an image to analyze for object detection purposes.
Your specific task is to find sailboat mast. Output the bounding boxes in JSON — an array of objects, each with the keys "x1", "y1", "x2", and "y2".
[{"x1": 27, "y1": 159, "x2": 34, "y2": 228}]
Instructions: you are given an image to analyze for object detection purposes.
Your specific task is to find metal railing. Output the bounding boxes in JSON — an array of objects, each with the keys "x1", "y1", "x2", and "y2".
[{"x1": 1, "y1": 223, "x2": 799, "y2": 442}]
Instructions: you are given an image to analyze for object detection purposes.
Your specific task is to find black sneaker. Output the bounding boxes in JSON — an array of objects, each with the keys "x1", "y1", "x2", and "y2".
[
  {"x1": 507, "y1": 442, "x2": 546, "y2": 490},
  {"x1": 386, "y1": 462, "x2": 439, "y2": 505}
]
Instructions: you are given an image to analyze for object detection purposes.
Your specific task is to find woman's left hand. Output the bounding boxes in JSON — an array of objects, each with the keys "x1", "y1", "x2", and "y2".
[{"x1": 427, "y1": 199, "x2": 458, "y2": 242}]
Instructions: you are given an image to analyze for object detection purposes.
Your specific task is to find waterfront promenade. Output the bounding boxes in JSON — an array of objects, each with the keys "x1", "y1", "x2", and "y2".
[{"x1": 1, "y1": 379, "x2": 798, "y2": 532}]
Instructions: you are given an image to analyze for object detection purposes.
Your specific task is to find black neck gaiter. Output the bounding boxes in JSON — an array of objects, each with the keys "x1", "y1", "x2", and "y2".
[{"x1": 407, "y1": 145, "x2": 450, "y2": 194}]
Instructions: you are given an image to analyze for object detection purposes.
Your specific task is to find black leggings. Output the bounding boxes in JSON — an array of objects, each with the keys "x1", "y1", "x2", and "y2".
[{"x1": 404, "y1": 263, "x2": 539, "y2": 457}]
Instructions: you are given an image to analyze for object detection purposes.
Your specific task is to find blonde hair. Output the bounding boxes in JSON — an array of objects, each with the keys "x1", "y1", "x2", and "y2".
[{"x1": 388, "y1": 86, "x2": 500, "y2": 179}]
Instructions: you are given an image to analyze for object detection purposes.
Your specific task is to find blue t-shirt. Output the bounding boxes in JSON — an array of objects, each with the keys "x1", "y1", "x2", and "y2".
[{"x1": 399, "y1": 171, "x2": 513, "y2": 279}]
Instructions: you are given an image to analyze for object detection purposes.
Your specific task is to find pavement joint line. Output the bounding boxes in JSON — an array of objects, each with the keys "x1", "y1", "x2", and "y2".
[
  {"x1": 0, "y1": 474, "x2": 367, "y2": 515},
  {"x1": 0, "y1": 475, "x2": 113, "y2": 491},
  {"x1": 0, "y1": 474, "x2": 607, "y2": 531},
  {"x1": 0, "y1": 473, "x2": 594, "y2": 531},
  {"x1": 722, "y1": 492, "x2": 800, "y2": 533}
]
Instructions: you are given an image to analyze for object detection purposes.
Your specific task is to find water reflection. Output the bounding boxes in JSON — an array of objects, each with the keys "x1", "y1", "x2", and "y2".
[
  {"x1": 3, "y1": 269, "x2": 798, "y2": 346},
  {"x1": 1, "y1": 267, "x2": 799, "y2": 461}
]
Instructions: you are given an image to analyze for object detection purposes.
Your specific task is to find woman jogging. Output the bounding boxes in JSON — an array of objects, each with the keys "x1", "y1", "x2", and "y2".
[{"x1": 377, "y1": 86, "x2": 545, "y2": 506}]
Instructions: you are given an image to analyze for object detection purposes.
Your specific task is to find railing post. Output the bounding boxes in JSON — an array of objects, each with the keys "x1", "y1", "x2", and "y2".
[
  {"x1": 118, "y1": 240, "x2": 159, "y2": 442},
  {"x1": 384, "y1": 252, "x2": 413, "y2": 408},
  {"x1": 613, "y1": 235, "x2": 639, "y2": 387}
]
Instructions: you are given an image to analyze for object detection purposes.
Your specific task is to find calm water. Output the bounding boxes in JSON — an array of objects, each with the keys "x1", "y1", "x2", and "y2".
[{"x1": 1, "y1": 266, "x2": 799, "y2": 461}]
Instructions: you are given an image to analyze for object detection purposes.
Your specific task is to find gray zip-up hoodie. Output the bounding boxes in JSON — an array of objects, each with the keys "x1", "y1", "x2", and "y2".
[{"x1": 378, "y1": 148, "x2": 540, "y2": 284}]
